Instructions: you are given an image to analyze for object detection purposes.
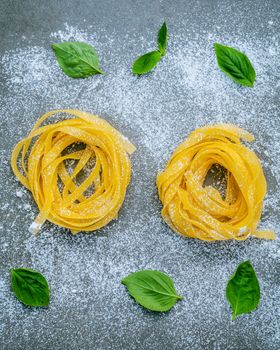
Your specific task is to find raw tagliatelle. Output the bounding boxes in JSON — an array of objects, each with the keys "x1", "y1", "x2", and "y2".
[
  {"x1": 157, "y1": 124, "x2": 275, "y2": 241},
  {"x1": 11, "y1": 109, "x2": 136, "y2": 234}
]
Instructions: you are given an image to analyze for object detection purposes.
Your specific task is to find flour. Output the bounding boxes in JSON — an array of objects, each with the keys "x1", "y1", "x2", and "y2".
[{"x1": 0, "y1": 20, "x2": 279, "y2": 350}]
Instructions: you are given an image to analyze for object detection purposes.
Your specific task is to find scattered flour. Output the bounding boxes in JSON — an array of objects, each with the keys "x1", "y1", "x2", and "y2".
[
  {"x1": 0, "y1": 18, "x2": 280, "y2": 350},
  {"x1": 15, "y1": 190, "x2": 24, "y2": 198}
]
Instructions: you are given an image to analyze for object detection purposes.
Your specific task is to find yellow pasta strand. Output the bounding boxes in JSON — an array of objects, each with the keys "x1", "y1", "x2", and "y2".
[
  {"x1": 157, "y1": 124, "x2": 275, "y2": 241},
  {"x1": 11, "y1": 109, "x2": 136, "y2": 234}
]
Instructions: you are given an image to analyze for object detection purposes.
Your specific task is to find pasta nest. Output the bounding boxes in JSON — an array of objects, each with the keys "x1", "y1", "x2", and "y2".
[
  {"x1": 11, "y1": 109, "x2": 135, "y2": 234},
  {"x1": 157, "y1": 124, "x2": 275, "y2": 241}
]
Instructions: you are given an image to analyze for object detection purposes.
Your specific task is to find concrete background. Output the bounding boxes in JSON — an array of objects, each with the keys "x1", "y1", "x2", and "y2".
[{"x1": 0, "y1": 1, "x2": 279, "y2": 349}]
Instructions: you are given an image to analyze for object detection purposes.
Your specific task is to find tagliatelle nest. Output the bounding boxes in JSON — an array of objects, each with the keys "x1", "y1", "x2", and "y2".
[
  {"x1": 157, "y1": 124, "x2": 275, "y2": 241},
  {"x1": 11, "y1": 109, "x2": 136, "y2": 234}
]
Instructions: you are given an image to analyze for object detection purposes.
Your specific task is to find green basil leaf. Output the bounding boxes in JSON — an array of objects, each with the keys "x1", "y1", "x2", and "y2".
[
  {"x1": 158, "y1": 21, "x2": 168, "y2": 56},
  {"x1": 226, "y1": 260, "x2": 260, "y2": 320},
  {"x1": 132, "y1": 51, "x2": 162, "y2": 75},
  {"x1": 122, "y1": 270, "x2": 183, "y2": 312},
  {"x1": 52, "y1": 42, "x2": 104, "y2": 78},
  {"x1": 214, "y1": 43, "x2": 256, "y2": 87},
  {"x1": 10, "y1": 268, "x2": 50, "y2": 307}
]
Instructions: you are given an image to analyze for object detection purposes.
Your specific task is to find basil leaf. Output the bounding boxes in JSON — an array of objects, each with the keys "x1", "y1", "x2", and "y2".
[
  {"x1": 122, "y1": 270, "x2": 183, "y2": 312},
  {"x1": 132, "y1": 51, "x2": 162, "y2": 75},
  {"x1": 52, "y1": 42, "x2": 104, "y2": 78},
  {"x1": 158, "y1": 21, "x2": 168, "y2": 56},
  {"x1": 214, "y1": 43, "x2": 256, "y2": 87},
  {"x1": 226, "y1": 260, "x2": 260, "y2": 320},
  {"x1": 10, "y1": 268, "x2": 50, "y2": 307}
]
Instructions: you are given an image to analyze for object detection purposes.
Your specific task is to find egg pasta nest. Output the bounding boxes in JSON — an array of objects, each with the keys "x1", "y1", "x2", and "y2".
[
  {"x1": 157, "y1": 124, "x2": 275, "y2": 241},
  {"x1": 11, "y1": 109, "x2": 136, "y2": 234}
]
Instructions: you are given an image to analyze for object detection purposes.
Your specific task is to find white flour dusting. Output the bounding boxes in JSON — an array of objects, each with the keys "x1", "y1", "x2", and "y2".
[{"x1": 0, "y1": 20, "x2": 280, "y2": 350}]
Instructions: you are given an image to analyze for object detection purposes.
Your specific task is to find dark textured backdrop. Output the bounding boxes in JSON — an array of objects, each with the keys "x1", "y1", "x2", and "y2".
[{"x1": 0, "y1": 1, "x2": 280, "y2": 350}]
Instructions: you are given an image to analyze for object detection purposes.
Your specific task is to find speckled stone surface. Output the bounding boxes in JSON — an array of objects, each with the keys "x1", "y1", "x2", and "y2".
[{"x1": 0, "y1": 1, "x2": 280, "y2": 349}]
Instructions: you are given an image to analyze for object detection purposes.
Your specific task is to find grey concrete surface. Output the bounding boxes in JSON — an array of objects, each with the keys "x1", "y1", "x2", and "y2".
[{"x1": 0, "y1": 1, "x2": 280, "y2": 350}]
